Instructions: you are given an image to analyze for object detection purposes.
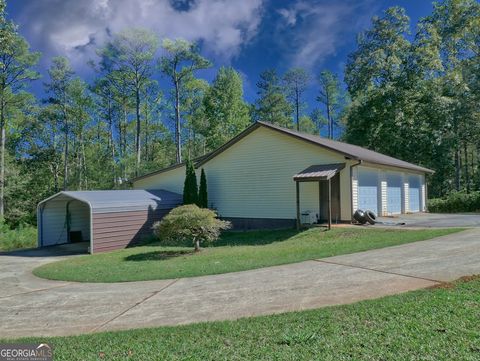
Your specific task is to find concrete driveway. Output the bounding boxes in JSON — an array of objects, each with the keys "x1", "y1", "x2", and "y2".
[
  {"x1": 378, "y1": 212, "x2": 480, "y2": 228},
  {"x1": 1, "y1": 224, "x2": 479, "y2": 339}
]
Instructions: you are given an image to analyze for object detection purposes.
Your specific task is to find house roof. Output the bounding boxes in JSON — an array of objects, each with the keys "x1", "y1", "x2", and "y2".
[
  {"x1": 133, "y1": 121, "x2": 433, "y2": 182},
  {"x1": 293, "y1": 163, "x2": 346, "y2": 181},
  {"x1": 38, "y1": 189, "x2": 182, "y2": 214},
  {"x1": 253, "y1": 122, "x2": 434, "y2": 173}
]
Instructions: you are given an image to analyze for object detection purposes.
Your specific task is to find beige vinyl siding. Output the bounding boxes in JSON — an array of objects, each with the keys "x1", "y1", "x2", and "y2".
[
  {"x1": 134, "y1": 127, "x2": 354, "y2": 221},
  {"x1": 134, "y1": 166, "x2": 186, "y2": 193},
  {"x1": 379, "y1": 171, "x2": 388, "y2": 216},
  {"x1": 351, "y1": 167, "x2": 358, "y2": 212},
  {"x1": 202, "y1": 127, "x2": 350, "y2": 220},
  {"x1": 421, "y1": 175, "x2": 426, "y2": 211},
  {"x1": 403, "y1": 174, "x2": 410, "y2": 213}
]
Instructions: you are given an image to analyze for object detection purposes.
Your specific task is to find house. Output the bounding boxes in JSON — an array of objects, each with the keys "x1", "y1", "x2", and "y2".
[
  {"x1": 133, "y1": 121, "x2": 433, "y2": 229},
  {"x1": 37, "y1": 121, "x2": 432, "y2": 253}
]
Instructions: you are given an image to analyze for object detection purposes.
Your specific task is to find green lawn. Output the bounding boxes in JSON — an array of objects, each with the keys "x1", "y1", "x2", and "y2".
[
  {"x1": 4, "y1": 275, "x2": 479, "y2": 360},
  {"x1": 33, "y1": 227, "x2": 462, "y2": 282}
]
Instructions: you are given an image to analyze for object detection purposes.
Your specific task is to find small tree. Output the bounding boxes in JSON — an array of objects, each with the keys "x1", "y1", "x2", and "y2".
[
  {"x1": 153, "y1": 205, "x2": 231, "y2": 252},
  {"x1": 182, "y1": 159, "x2": 198, "y2": 205},
  {"x1": 198, "y1": 168, "x2": 208, "y2": 208}
]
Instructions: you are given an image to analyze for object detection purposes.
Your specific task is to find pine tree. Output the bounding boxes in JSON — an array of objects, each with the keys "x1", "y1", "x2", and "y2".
[
  {"x1": 182, "y1": 159, "x2": 198, "y2": 205},
  {"x1": 198, "y1": 168, "x2": 208, "y2": 208}
]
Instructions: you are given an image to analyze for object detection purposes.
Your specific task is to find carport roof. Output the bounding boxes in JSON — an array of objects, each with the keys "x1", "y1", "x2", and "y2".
[{"x1": 39, "y1": 189, "x2": 181, "y2": 213}]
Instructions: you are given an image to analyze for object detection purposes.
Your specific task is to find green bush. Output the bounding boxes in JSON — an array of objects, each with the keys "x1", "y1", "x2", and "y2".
[
  {"x1": 153, "y1": 205, "x2": 231, "y2": 251},
  {"x1": 428, "y1": 191, "x2": 480, "y2": 213},
  {"x1": 0, "y1": 220, "x2": 37, "y2": 251},
  {"x1": 198, "y1": 168, "x2": 208, "y2": 208},
  {"x1": 183, "y1": 159, "x2": 198, "y2": 205}
]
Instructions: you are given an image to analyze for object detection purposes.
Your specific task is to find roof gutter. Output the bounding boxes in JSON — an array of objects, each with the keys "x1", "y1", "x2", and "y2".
[{"x1": 349, "y1": 159, "x2": 362, "y2": 223}]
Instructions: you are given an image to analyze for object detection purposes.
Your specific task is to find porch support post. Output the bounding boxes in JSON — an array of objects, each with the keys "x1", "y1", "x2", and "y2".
[
  {"x1": 296, "y1": 181, "x2": 300, "y2": 230},
  {"x1": 327, "y1": 178, "x2": 332, "y2": 230},
  {"x1": 318, "y1": 181, "x2": 321, "y2": 224}
]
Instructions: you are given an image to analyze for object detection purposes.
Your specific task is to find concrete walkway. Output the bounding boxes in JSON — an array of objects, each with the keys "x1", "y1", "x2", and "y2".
[{"x1": 1, "y1": 228, "x2": 479, "y2": 339}]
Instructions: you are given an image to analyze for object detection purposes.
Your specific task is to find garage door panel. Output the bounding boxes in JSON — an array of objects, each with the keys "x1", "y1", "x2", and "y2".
[
  {"x1": 358, "y1": 170, "x2": 378, "y2": 214},
  {"x1": 409, "y1": 175, "x2": 421, "y2": 212},
  {"x1": 386, "y1": 173, "x2": 402, "y2": 214}
]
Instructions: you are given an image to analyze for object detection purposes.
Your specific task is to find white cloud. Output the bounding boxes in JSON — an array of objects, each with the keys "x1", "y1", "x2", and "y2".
[
  {"x1": 276, "y1": 0, "x2": 379, "y2": 69},
  {"x1": 18, "y1": 0, "x2": 265, "y2": 68}
]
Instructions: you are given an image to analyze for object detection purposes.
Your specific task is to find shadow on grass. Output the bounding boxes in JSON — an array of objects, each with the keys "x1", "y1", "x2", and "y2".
[
  {"x1": 125, "y1": 250, "x2": 194, "y2": 262},
  {"x1": 214, "y1": 228, "x2": 304, "y2": 247},
  {"x1": 134, "y1": 228, "x2": 308, "y2": 250}
]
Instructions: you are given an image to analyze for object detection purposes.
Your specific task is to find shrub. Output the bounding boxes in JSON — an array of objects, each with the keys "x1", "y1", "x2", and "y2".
[
  {"x1": 183, "y1": 159, "x2": 198, "y2": 205},
  {"x1": 153, "y1": 205, "x2": 231, "y2": 251},
  {"x1": 428, "y1": 191, "x2": 480, "y2": 213},
  {"x1": 198, "y1": 168, "x2": 208, "y2": 208},
  {"x1": 0, "y1": 220, "x2": 37, "y2": 251}
]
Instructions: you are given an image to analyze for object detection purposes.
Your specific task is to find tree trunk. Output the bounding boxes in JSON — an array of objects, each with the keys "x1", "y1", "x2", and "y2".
[
  {"x1": 454, "y1": 146, "x2": 460, "y2": 191},
  {"x1": 325, "y1": 91, "x2": 332, "y2": 139},
  {"x1": 135, "y1": 86, "x2": 141, "y2": 175},
  {"x1": 108, "y1": 98, "x2": 116, "y2": 186},
  {"x1": 194, "y1": 238, "x2": 200, "y2": 252},
  {"x1": 464, "y1": 142, "x2": 470, "y2": 193},
  {"x1": 0, "y1": 97, "x2": 5, "y2": 219},
  {"x1": 174, "y1": 78, "x2": 182, "y2": 164},
  {"x1": 144, "y1": 101, "x2": 149, "y2": 163},
  {"x1": 63, "y1": 104, "x2": 69, "y2": 191},
  {"x1": 295, "y1": 88, "x2": 300, "y2": 131}
]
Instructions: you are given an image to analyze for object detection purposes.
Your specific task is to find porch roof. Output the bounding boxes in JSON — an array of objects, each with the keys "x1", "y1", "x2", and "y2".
[{"x1": 293, "y1": 163, "x2": 345, "y2": 182}]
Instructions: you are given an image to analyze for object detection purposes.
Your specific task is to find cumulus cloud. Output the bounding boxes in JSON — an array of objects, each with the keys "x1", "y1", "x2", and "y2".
[
  {"x1": 17, "y1": 0, "x2": 265, "y2": 68},
  {"x1": 276, "y1": 0, "x2": 378, "y2": 69}
]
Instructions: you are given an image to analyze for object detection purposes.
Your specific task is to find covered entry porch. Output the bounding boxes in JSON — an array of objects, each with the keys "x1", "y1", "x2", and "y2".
[{"x1": 293, "y1": 163, "x2": 344, "y2": 230}]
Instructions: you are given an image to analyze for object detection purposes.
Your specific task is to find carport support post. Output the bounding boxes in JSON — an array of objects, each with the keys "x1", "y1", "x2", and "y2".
[
  {"x1": 296, "y1": 181, "x2": 300, "y2": 230},
  {"x1": 327, "y1": 178, "x2": 332, "y2": 230}
]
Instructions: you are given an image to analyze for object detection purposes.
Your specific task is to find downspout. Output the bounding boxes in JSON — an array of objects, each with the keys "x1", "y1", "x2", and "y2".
[{"x1": 349, "y1": 159, "x2": 362, "y2": 223}]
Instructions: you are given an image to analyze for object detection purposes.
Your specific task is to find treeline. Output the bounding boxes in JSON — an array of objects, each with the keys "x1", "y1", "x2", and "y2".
[
  {"x1": 0, "y1": 0, "x2": 478, "y2": 227},
  {"x1": 344, "y1": 2, "x2": 480, "y2": 197}
]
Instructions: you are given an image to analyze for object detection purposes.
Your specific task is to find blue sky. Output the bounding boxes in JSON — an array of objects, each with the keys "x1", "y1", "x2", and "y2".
[{"x1": 6, "y1": 0, "x2": 435, "y2": 114}]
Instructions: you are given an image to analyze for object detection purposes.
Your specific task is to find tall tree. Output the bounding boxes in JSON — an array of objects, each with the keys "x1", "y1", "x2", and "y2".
[
  {"x1": 0, "y1": 0, "x2": 40, "y2": 217},
  {"x1": 317, "y1": 71, "x2": 343, "y2": 139},
  {"x1": 97, "y1": 29, "x2": 159, "y2": 174},
  {"x1": 160, "y1": 39, "x2": 211, "y2": 164},
  {"x1": 283, "y1": 68, "x2": 309, "y2": 131},
  {"x1": 344, "y1": 7, "x2": 412, "y2": 151},
  {"x1": 203, "y1": 67, "x2": 250, "y2": 150},
  {"x1": 45, "y1": 57, "x2": 74, "y2": 190},
  {"x1": 181, "y1": 75, "x2": 209, "y2": 159},
  {"x1": 198, "y1": 168, "x2": 208, "y2": 208},
  {"x1": 254, "y1": 69, "x2": 292, "y2": 127},
  {"x1": 182, "y1": 158, "x2": 198, "y2": 205}
]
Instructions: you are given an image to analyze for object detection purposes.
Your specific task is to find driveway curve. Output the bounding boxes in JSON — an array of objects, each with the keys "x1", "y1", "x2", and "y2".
[{"x1": 1, "y1": 227, "x2": 479, "y2": 339}]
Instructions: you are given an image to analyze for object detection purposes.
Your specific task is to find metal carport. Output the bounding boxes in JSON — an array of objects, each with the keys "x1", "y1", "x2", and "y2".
[{"x1": 37, "y1": 189, "x2": 181, "y2": 253}]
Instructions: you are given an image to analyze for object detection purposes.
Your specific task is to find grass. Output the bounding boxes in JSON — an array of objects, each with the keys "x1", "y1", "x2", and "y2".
[
  {"x1": 0, "y1": 222, "x2": 37, "y2": 251},
  {"x1": 33, "y1": 227, "x2": 462, "y2": 282},
  {"x1": 3, "y1": 275, "x2": 479, "y2": 360}
]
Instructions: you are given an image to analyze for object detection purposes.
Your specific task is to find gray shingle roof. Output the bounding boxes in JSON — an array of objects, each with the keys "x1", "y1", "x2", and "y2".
[
  {"x1": 40, "y1": 189, "x2": 182, "y2": 214},
  {"x1": 256, "y1": 122, "x2": 434, "y2": 174},
  {"x1": 133, "y1": 121, "x2": 433, "y2": 182}
]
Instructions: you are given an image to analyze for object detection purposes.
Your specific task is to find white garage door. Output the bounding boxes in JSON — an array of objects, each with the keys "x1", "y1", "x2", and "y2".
[
  {"x1": 409, "y1": 175, "x2": 421, "y2": 212},
  {"x1": 386, "y1": 173, "x2": 402, "y2": 214},
  {"x1": 358, "y1": 169, "x2": 378, "y2": 214}
]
